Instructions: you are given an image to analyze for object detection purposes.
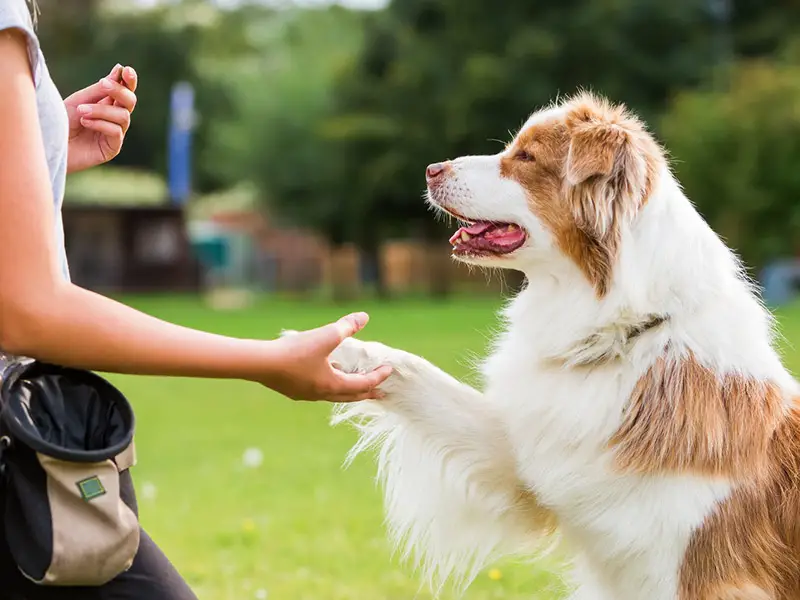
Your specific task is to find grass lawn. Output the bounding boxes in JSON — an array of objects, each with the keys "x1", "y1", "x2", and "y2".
[{"x1": 110, "y1": 294, "x2": 800, "y2": 600}]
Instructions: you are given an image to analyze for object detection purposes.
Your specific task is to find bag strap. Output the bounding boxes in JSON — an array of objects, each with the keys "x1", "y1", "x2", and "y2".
[
  {"x1": 0, "y1": 355, "x2": 34, "y2": 408},
  {"x1": 0, "y1": 354, "x2": 23, "y2": 478},
  {"x1": 0, "y1": 435, "x2": 9, "y2": 478}
]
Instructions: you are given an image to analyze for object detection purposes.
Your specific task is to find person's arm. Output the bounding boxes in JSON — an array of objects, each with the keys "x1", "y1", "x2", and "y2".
[{"x1": 0, "y1": 29, "x2": 391, "y2": 402}]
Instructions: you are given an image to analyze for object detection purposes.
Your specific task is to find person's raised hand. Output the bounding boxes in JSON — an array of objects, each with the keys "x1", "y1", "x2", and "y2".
[
  {"x1": 260, "y1": 312, "x2": 392, "y2": 402},
  {"x1": 64, "y1": 64, "x2": 138, "y2": 174}
]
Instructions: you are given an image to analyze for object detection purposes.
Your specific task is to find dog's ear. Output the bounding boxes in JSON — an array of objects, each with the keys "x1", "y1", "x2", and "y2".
[{"x1": 565, "y1": 94, "x2": 650, "y2": 238}]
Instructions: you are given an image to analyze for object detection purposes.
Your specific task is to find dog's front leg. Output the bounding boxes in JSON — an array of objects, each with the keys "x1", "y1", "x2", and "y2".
[{"x1": 330, "y1": 338, "x2": 556, "y2": 592}]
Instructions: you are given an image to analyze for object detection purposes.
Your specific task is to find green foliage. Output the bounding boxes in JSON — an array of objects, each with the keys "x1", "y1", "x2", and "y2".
[
  {"x1": 202, "y1": 6, "x2": 367, "y2": 243},
  {"x1": 38, "y1": 0, "x2": 800, "y2": 274},
  {"x1": 661, "y1": 52, "x2": 800, "y2": 269}
]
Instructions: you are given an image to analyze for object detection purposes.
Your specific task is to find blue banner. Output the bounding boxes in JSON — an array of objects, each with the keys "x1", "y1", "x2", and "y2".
[{"x1": 167, "y1": 81, "x2": 195, "y2": 206}]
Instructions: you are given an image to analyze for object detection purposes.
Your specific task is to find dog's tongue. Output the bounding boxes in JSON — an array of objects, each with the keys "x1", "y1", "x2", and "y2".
[
  {"x1": 448, "y1": 221, "x2": 493, "y2": 244},
  {"x1": 463, "y1": 222, "x2": 494, "y2": 235}
]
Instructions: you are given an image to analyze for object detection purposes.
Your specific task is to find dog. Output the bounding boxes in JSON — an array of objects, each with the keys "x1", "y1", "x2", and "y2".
[{"x1": 327, "y1": 92, "x2": 800, "y2": 600}]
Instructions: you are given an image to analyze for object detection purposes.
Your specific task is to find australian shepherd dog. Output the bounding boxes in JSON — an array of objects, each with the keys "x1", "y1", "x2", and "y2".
[{"x1": 328, "y1": 92, "x2": 800, "y2": 600}]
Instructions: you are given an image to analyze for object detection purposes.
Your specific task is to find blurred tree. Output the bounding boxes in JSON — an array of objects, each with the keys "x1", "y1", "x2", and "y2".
[
  {"x1": 661, "y1": 50, "x2": 800, "y2": 271},
  {"x1": 203, "y1": 5, "x2": 370, "y2": 297},
  {"x1": 202, "y1": 4, "x2": 366, "y2": 211},
  {"x1": 729, "y1": 0, "x2": 800, "y2": 59}
]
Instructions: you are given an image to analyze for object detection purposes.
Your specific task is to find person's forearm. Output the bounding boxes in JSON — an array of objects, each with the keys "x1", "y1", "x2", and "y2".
[{"x1": 1, "y1": 281, "x2": 274, "y2": 380}]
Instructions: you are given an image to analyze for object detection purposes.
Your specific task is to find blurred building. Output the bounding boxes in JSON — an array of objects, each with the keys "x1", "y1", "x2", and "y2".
[{"x1": 63, "y1": 204, "x2": 202, "y2": 293}]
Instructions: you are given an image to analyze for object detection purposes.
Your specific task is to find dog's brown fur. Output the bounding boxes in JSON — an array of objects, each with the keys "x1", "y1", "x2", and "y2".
[
  {"x1": 610, "y1": 352, "x2": 784, "y2": 477},
  {"x1": 676, "y1": 402, "x2": 800, "y2": 600},
  {"x1": 604, "y1": 348, "x2": 800, "y2": 599},
  {"x1": 500, "y1": 92, "x2": 664, "y2": 297}
]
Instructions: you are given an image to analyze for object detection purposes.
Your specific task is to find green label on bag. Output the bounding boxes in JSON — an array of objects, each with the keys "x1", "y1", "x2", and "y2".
[{"x1": 76, "y1": 476, "x2": 106, "y2": 501}]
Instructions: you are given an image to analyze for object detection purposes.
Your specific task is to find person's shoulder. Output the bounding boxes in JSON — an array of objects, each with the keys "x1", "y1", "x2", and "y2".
[{"x1": 0, "y1": 0, "x2": 40, "y2": 84}]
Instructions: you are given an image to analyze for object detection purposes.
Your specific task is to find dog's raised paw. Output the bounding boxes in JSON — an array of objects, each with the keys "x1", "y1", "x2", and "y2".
[
  {"x1": 330, "y1": 338, "x2": 376, "y2": 374},
  {"x1": 331, "y1": 337, "x2": 406, "y2": 376}
]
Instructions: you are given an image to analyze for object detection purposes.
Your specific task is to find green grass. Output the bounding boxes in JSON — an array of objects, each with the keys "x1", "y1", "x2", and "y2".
[{"x1": 109, "y1": 295, "x2": 800, "y2": 600}]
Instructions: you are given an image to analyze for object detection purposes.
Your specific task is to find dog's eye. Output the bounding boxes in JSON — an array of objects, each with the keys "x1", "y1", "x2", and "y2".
[{"x1": 515, "y1": 149, "x2": 535, "y2": 162}]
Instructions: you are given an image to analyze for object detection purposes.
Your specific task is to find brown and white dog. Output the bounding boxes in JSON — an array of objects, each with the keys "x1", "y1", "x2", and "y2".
[{"x1": 327, "y1": 92, "x2": 800, "y2": 599}]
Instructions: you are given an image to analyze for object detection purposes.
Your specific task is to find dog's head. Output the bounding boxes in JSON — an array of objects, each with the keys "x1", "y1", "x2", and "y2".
[{"x1": 425, "y1": 92, "x2": 666, "y2": 297}]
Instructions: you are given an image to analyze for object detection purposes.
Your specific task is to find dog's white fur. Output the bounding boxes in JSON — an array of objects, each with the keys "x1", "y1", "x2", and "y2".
[{"x1": 327, "y1": 100, "x2": 797, "y2": 599}]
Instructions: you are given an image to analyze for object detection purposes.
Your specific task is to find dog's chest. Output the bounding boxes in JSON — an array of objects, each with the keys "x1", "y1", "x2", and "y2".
[
  {"x1": 483, "y1": 340, "x2": 635, "y2": 497},
  {"x1": 483, "y1": 344, "x2": 731, "y2": 599}
]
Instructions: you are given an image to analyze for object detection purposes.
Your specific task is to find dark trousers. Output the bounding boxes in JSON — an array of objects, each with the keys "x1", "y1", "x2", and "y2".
[{"x1": 0, "y1": 482, "x2": 198, "y2": 600}]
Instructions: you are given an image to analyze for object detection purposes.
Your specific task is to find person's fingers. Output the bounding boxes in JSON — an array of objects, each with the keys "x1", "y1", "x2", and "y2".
[
  {"x1": 108, "y1": 63, "x2": 123, "y2": 80},
  {"x1": 78, "y1": 118, "x2": 123, "y2": 147},
  {"x1": 121, "y1": 65, "x2": 138, "y2": 93},
  {"x1": 76, "y1": 104, "x2": 131, "y2": 133},
  {"x1": 329, "y1": 364, "x2": 393, "y2": 395},
  {"x1": 99, "y1": 78, "x2": 137, "y2": 113},
  {"x1": 65, "y1": 64, "x2": 123, "y2": 106}
]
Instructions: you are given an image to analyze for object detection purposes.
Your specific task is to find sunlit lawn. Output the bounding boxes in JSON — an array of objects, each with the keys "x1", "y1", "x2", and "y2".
[{"x1": 110, "y1": 294, "x2": 800, "y2": 600}]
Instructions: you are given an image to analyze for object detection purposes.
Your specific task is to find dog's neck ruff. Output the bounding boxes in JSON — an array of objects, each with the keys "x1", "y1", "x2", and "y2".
[
  {"x1": 625, "y1": 314, "x2": 669, "y2": 343},
  {"x1": 549, "y1": 313, "x2": 669, "y2": 368}
]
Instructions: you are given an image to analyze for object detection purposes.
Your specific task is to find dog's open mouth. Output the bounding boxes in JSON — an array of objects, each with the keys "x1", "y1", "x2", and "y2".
[{"x1": 449, "y1": 221, "x2": 527, "y2": 256}]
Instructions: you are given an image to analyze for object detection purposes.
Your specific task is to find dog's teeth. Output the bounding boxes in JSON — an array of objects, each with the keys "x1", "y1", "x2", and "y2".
[
  {"x1": 461, "y1": 232, "x2": 471, "y2": 241},
  {"x1": 508, "y1": 224, "x2": 516, "y2": 231}
]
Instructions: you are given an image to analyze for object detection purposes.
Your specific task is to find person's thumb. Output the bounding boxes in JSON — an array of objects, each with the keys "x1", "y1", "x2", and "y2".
[{"x1": 316, "y1": 312, "x2": 370, "y2": 351}]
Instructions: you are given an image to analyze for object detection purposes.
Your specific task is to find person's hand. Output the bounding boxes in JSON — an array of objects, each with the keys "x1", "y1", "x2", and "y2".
[
  {"x1": 262, "y1": 312, "x2": 393, "y2": 402},
  {"x1": 64, "y1": 64, "x2": 138, "y2": 174}
]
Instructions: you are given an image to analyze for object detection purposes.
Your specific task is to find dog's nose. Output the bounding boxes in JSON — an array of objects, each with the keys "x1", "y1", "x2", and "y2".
[{"x1": 426, "y1": 162, "x2": 448, "y2": 182}]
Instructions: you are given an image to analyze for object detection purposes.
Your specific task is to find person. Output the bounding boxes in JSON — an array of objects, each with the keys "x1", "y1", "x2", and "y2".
[{"x1": 0, "y1": 1, "x2": 392, "y2": 598}]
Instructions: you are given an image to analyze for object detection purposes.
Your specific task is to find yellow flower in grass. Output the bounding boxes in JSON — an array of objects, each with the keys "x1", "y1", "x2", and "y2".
[
  {"x1": 242, "y1": 518, "x2": 256, "y2": 533},
  {"x1": 488, "y1": 568, "x2": 503, "y2": 581}
]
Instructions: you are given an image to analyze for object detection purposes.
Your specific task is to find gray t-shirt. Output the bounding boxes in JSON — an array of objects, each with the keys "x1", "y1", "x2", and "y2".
[{"x1": 0, "y1": 0, "x2": 70, "y2": 280}]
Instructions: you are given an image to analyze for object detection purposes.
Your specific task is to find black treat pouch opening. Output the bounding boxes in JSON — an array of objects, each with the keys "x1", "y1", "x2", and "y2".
[{"x1": 0, "y1": 361, "x2": 139, "y2": 587}]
